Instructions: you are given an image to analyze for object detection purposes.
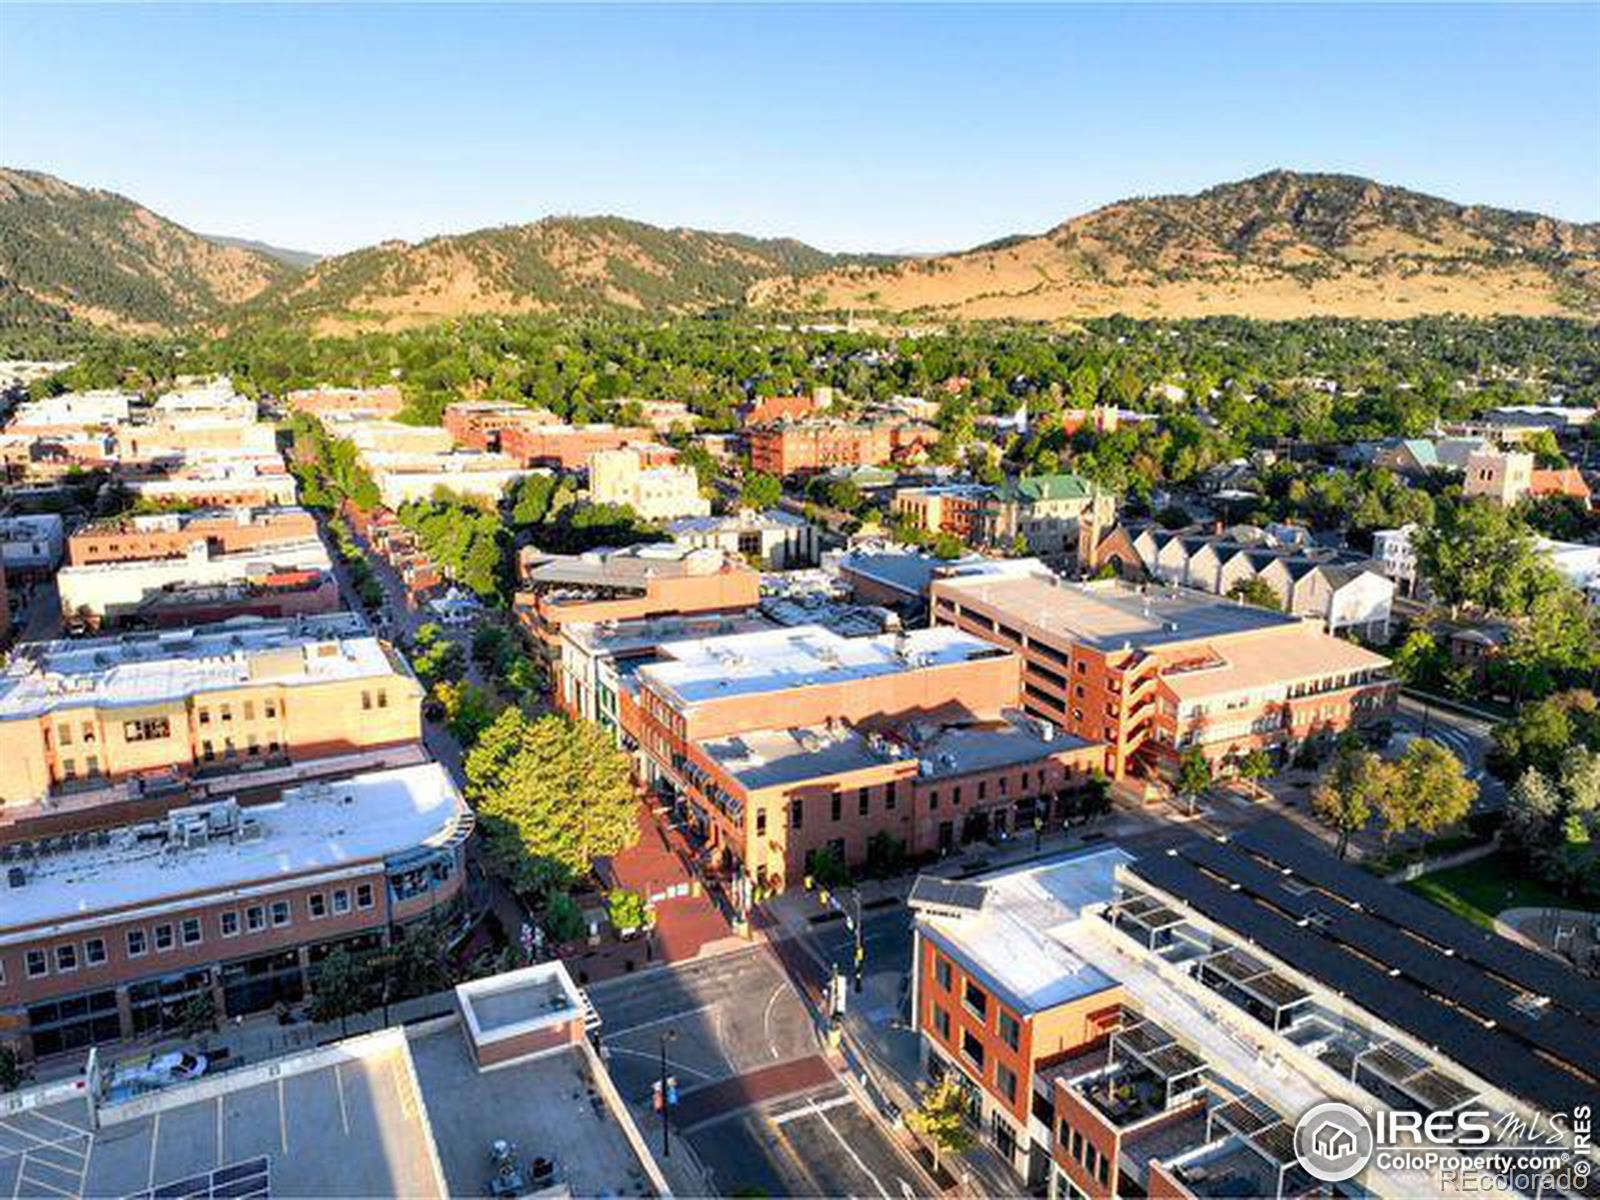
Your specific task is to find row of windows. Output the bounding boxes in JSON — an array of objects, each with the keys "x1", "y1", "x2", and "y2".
[
  {"x1": 925, "y1": 769, "x2": 1057, "y2": 812},
  {"x1": 782, "y1": 783, "x2": 901, "y2": 832},
  {"x1": 930, "y1": 1004, "x2": 1020, "y2": 1104},
  {"x1": 16, "y1": 884, "x2": 375, "y2": 981},
  {"x1": 1059, "y1": 1123, "x2": 1111, "y2": 1188},
  {"x1": 931, "y1": 950, "x2": 1022, "y2": 1052},
  {"x1": 197, "y1": 698, "x2": 280, "y2": 725},
  {"x1": 200, "y1": 735, "x2": 282, "y2": 762}
]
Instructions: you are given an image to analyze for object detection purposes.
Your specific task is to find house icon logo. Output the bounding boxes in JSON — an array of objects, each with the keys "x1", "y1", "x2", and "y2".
[{"x1": 1294, "y1": 1101, "x2": 1374, "y2": 1182}]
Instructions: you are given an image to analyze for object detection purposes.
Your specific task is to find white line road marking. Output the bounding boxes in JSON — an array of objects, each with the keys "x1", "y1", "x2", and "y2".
[
  {"x1": 335, "y1": 1064, "x2": 351, "y2": 1135},
  {"x1": 21, "y1": 1112, "x2": 90, "y2": 1138},
  {"x1": 808, "y1": 1099, "x2": 890, "y2": 1199},
  {"x1": 772, "y1": 1094, "x2": 855, "y2": 1124},
  {"x1": 599, "y1": 1047, "x2": 714, "y2": 1079},
  {"x1": 899, "y1": 1179, "x2": 915, "y2": 1199},
  {"x1": 277, "y1": 1079, "x2": 288, "y2": 1154},
  {"x1": 763, "y1": 983, "x2": 785, "y2": 1059},
  {"x1": 146, "y1": 1113, "x2": 161, "y2": 1191},
  {"x1": 78, "y1": 1130, "x2": 94, "y2": 1198},
  {"x1": 601, "y1": 1003, "x2": 715, "y2": 1040},
  {"x1": 0, "y1": 1120, "x2": 59, "y2": 1151}
]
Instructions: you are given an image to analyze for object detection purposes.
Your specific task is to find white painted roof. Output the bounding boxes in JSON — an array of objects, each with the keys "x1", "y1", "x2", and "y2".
[
  {"x1": 638, "y1": 623, "x2": 1003, "y2": 706},
  {"x1": 919, "y1": 847, "x2": 1131, "y2": 1014},
  {"x1": 1, "y1": 763, "x2": 471, "y2": 935}
]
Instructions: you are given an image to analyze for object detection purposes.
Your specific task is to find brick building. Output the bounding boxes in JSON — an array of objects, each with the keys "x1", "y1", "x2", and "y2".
[
  {"x1": 624, "y1": 624, "x2": 1102, "y2": 889},
  {"x1": 747, "y1": 420, "x2": 933, "y2": 477},
  {"x1": 284, "y1": 385, "x2": 406, "y2": 419},
  {"x1": 929, "y1": 571, "x2": 1393, "y2": 779},
  {"x1": 498, "y1": 422, "x2": 658, "y2": 470},
  {"x1": 66, "y1": 507, "x2": 320, "y2": 566},
  {"x1": 514, "y1": 544, "x2": 761, "y2": 653},
  {"x1": 441, "y1": 400, "x2": 560, "y2": 452},
  {"x1": 0, "y1": 613, "x2": 424, "y2": 810},
  {"x1": 0, "y1": 762, "x2": 472, "y2": 1061}
]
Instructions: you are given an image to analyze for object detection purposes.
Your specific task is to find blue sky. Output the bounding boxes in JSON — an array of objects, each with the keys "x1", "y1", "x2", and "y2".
[{"x1": 2, "y1": 4, "x2": 1596, "y2": 255}]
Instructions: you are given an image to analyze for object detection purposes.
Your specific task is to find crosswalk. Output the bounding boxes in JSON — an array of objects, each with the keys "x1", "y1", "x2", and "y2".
[{"x1": 0, "y1": 1108, "x2": 93, "y2": 1199}]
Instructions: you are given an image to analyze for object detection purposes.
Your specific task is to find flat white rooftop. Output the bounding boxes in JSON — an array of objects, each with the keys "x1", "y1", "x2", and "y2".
[
  {"x1": 1, "y1": 762, "x2": 471, "y2": 936},
  {"x1": 918, "y1": 847, "x2": 1131, "y2": 1014},
  {"x1": 638, "y1": 623, "x2": 1005, "y2": 707},
  {"x1": 0, "y1": 613, "x2": 406, "y2": 718}
]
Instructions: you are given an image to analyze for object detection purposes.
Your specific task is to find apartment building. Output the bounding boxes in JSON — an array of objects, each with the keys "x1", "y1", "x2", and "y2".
[
  {"x1": 0, "y1": 762, "x2": 472, "y2": 1060},
  {"x1": 930, "y1": 572, "x2": 1393, "y2": 779},
  {"x1": 441, "y1": 400, "x2": 559, "y2": 452},
  {"x1": 514, "y1": 544, "x2": 762, "y2": 651},
  {"x1": 0, "y1": 613, "x2": 424, "y2": 809},
  {"x1": 1372, "y1": 524, "x2": 1420, "y2": 596},
  {"x1": 586, "y1": 446, "x2": 709, "y2": 520},
  {"x1": 498, "y1": 422, "x2": 658, "y2": 470},
  {"x1": 1107, "y1": 526, "x2": 1395, "y2": 641},
  {"x1": 892, "y1": 484, "x2": 991, "y2": 540},
  {"x1": 747, "y1": 420, "x2": 933, "y2": 477},
  {"x1": 284, "y1": 384, "x2": 406, "y2": 419},
  {"x1": 58, "y1": 510, "x2": 334, "y2": 628},
  {"x1": 667, "y1": 508, "x2": 819, "y2": 570},
  {"x1": 625, "y1": 623, "x2": 1101, "y2": 888}
]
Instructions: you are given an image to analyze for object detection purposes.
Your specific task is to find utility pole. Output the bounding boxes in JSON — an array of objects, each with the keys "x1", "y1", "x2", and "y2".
[
  {"x1": 852, "y1": 887, "x2": 864, "y2": 994},
  {"x1": 656, "y1": 1029, "x2": 677, "y2": 1158}
]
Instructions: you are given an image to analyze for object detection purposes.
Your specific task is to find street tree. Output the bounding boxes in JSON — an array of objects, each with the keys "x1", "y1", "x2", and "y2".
[
  {"x1": 1378, "y1": 738, "x2": 1476, "y2": 841},
  {"x1": 1311, "y1": 746, "x2": 1387, "y2": 859},
  {"x1": 310, "y1": 949, "x2": 369, "y2": 1036},
  {"x1": 739, "y1": 471, "x2": 782, "y2": 511},
  {"x1": 906, "y1": 1078, "x2": 975, "y2": 1179},
  {"x1": 1176, "y1": 748, "x2": 1213, "y2": 814}
]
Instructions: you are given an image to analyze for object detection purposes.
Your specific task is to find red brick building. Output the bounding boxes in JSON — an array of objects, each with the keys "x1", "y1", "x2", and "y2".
[
  {"x1": 747, "y1": 420, "x2": 932, "y2": 477},
  {"x1": 66, "y1": 507, "x2": 320, "y2": 566},
  {"x1": 498, "y1": 423, "x2": 659, "y2": 470}
]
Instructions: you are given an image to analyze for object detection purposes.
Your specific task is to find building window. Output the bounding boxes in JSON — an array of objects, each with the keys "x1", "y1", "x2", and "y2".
[
  {"x1": 201, "y1": 740, "x2": 215, "y2": 762},
  {"x1": 756, "y1": 809, "x2": 767, "y2": 837},
  {"x1": 362, "y1": 691, "x2": 373, "y2": 711},
  {"x1": 998, "y1": 776, "x2": 1008, "y2": 796},
  {"x1": 978, "y1": 780, "x2": 987, "y2": 800},
  {"x1": 127, "y1": 929, "x2": 147, "y2": 957},
  {"x1": 124, "y1": 717, "x2": 171, "y2": 742},
  {"x1": 308, "y1": 893, "x2": 327, "y2": 920},
  {"x1": 953, "y1": 786, "x2": 962, "y2": 807},
  {"x1": 220, "y1": 704, "x2": 232, "y2": 722},
  {"x1": 377, "y1": 690, "x2": 388, "y2": 709},
  {"x1": 85, "y1": 938, "x2": 107, "y2": 966},
  {"x1": 181, "y1": 918, "x2": 202, "y2": 946},
  {"x1": 270, "y1": 900, "x2": 291, "y2": 927},
  {"x1": 198, "y1": 708, "x2": 211, "y2": 725},
  {"x1": 56, "y1": 723, "x2": 73, "y2": 747},
  {"x1": 963, "y1": 979, "x2": 988, "y2": 1021},
  {"x1": 929, "y1": 790, "x2": 939, "y2": 811},
  {"x1": 831, "y1": 793, "x2": 842, "y2": 822},
  {"x1": 246, "y1": 906, "x2": 266, "y2": 932},
  {"x1": 332, "y1": 889, "x2": 351, "y2": 915},
  {"x1": 220, "y1": 911, "x2": 240, "y2": 938},
  {"x1": 243, "y1": 701, "x2": 255, "y2": 721},
  {"x1": 933, "y1": 1006, "x2": 951, "y2": 1040},
  {"x1": 55, "y1": 944, "x2": 78, "y2": 973},
  {"x1": 355, "y1": 883, "x2": 375, "y2": 910},
  {"x1": 961, "y1": 1029, "x2": 985, "y2": 1069},
  {"x1": 996, "y1": 1063, "x2": 1018, "y2": 1103},
  {"x1": 790, "y1": 799, "x2": 804, "y2": 830},
  {"x1": 858, "y1": 788, "x2": 870, "y2": 816},
  {"x1": 886, "y1": 783, "x2": 897, "y2": 812},
  {"x1": 264, "y1": 701, "x2": 277, "y2": 720},
  {"x1": 26, "y1": 949, "x2": 47, "y2": 978},
  {"x1": 935, "y1": 956, "x2": 952, "y2": 991},
  {"x1": 999, "y1": 1010, "x2": 1020, "y2": 1051},
  {"x1": 154, "y1": 924, "x2": 175, "y2": 952}
]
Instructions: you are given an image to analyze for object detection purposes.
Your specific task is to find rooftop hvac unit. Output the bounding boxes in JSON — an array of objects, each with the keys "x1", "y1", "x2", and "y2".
[{"x1": 7, "y1": 866, "x2": 26, "y2": 889}]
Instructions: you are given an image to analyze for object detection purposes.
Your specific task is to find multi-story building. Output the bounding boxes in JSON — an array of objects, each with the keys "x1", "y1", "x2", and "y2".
[
  {"x1": 892, "y1": 484, "x2": 991, "y2": 540},
  {"x1": 586, "y1": 447, "x2": 709, "y2": 520},
  {"x1": 1373, "y1": 524, "x2": 1420, "y2": 596},
  {"x1": 0, "y1": 761, "x2": 472, "y2": 1060},
  {"x1": 0, "y1": 613, "x2": 424, "y2": 810},
  {"x1": 285, "y1": 384, "x2": 407, "y2": 419},
  {"x1": 747, "y1": 420, "x2": 933, "y2": 477},
  {"x1": 119, "y1": 458, "x2": 300, "y2": 508},
  {"x1": 498, "y1": 422, "x2": 658, "y2": 470},
  {"x1": 57, "y1": 510, "x2": 334, "y2": 629},
  {"x1": 514, "y1": 544, "x2": 761, "y2": 653},
  {"x1": 1462, "y1": 449, "x2": 1535, "y2": 506},
  {"x1": 625, "y1": 623, "x2": 1102, "y2": 887},
  {"x1": 1104, "y1": 527, "x2": 1395, "y2": 641},
  {"x1": 65, "y1": 506, "x2": 319, "y2": 566},
  {"x1": 667, "y1": 508, "x2": 818, "y2": 570},
  {"x1": 739, "y1": 392, "x2": 828, "y2": 428},
  {"x1": 441, "y1": 400, "x2": 559, "y2": 452},
  {"x1": 361, "y1": 450, "x2": 534, "y2": 507},
  {"x1": 0, "y1": 512, "x2": 66, "y2": 576},
  {"x1": 909, "y1": 827, "x2": 1589, "y2": 1200},
  {"x1": 930, "y1": 572, "x2": 1393, "y2": 779}
]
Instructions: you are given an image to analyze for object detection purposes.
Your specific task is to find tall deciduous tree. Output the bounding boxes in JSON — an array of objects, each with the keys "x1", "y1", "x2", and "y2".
[
  {"x1": 465, "y1": 710, "x2": 640, "y2": 883},
  {"x1": 1311, "y1": 746, "x2": 1387, "y2": 859},
  {"x1": 906, "y1": 1078, "x2": 975, "y2": 1178},
  {"x1": 739, "y1": 471, "x2": 782, "y2": 511},
  {"x1": 1378, "y1": 738, "x2": 1476, "y2": 840}
]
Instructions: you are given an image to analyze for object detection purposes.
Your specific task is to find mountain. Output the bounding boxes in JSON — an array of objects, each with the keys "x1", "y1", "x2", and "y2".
[
  {"x1": 751, "y1": 171, "x2": 1600, "y2": 321},
  {"x1": 236, "y1": 217, "x2": 891, "y2": 332},
  {"x1": 0, "y1": 168, "x2": 294, "y2": 333},
  {"x1": 202, "y1": 234, "x2": 323, "y2": 270}
]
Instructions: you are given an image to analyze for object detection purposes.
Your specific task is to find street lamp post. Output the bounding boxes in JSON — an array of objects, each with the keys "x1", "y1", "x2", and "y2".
[
  {"x1": 852, "y1": 888, "x2": 864, "y2": 994},
  {"x1": 658, "y1": 1029, "x2": 676, "y2": 1158}
]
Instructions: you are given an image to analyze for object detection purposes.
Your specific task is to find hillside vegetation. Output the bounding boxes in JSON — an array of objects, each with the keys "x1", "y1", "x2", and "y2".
[
  {"x1": 752, "y1": 171, "x2": 1600, "y2": 321},
  {"x1": 0, "y1": 168, "x2": 293, "y2": 334}
]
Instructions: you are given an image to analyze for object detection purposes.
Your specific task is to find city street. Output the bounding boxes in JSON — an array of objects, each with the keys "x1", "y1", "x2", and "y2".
[{"x1": 586, "y1": 944, "x2": 928, "y2": 1198}]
